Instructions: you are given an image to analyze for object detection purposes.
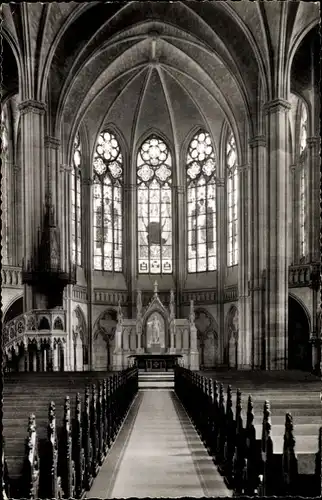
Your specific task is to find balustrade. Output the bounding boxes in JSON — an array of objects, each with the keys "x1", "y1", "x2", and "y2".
[
  {"x1": 3, "y1": 309, "x2": 67, "y2": 372},
  {"x1": 1, "y1": 265, "x2": 23, "y2": 287}
]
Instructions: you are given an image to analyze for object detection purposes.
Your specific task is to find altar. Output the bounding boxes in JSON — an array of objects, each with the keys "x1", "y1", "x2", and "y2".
[
  {"x1": 112, "y1": 281, "x2": 199, "y2": 371},
  {"x1": 128, "y1": 354, "x2": 182, "y2": 372}
]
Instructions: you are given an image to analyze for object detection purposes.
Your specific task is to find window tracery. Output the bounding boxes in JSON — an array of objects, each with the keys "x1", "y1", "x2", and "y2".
[
  {"x1": 186, "y1": 130, "x2": 217, "y2": 272},
  {"x1": 226, "y1": 130, "x2": 238, "y2": 266},
  {"x1": 71, "y1": 132, "x2": 82, "y2": 266},
  {"x1": 137, "y1": 135, "x2": 172, "y2": 274},
  {"x1": 93, "y1": 130, "x2": 123, "y2": 271}
]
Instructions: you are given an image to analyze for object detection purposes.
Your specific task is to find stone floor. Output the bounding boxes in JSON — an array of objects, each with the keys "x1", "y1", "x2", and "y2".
[{"x1": 87, "y1": 390, "x2": 231, "y2": 498}]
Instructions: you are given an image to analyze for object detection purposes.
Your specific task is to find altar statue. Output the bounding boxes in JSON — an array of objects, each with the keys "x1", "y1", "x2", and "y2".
[{"x1": 151, "y1": 315, "x2": 161, "y2": 343}]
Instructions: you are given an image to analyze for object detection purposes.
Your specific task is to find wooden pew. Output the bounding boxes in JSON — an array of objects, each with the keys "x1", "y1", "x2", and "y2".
[
  {"x1": 3, "y1": 367, "x2": 139, "y2": 499},
  {"x1": 174, "y1": 367, "x2": 321, "y2": 497}
]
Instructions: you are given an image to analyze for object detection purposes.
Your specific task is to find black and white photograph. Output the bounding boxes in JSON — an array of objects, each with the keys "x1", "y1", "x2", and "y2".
[{"x1": 1, "y1": 1, "x2": 321, "y2": 499}]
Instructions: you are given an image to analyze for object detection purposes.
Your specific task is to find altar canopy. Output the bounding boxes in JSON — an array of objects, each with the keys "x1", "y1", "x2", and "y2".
[{"x1": 113, "y1": 282, "x2": 199, "y2": 371}]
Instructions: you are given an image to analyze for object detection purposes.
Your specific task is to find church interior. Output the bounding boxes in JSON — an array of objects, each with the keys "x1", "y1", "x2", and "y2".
[{"x1": 2, "y1": 1, "x2": 321, "y2": 498}]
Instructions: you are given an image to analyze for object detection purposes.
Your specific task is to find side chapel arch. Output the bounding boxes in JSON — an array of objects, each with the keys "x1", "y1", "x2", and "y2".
[
  {"x1": 72, "y1": 306, "x2": 88, "y2": 370},
  {"x1": 194, "y1": 308, "x2": 218, "y2": 368},
  {"x1": 93, "y1": 309, "x2": 117, "y2": 370},
  {"x1": 226, "y1": 305, "x2": 239, "y2": 369}
]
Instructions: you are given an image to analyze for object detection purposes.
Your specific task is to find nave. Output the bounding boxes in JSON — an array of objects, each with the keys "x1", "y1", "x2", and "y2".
[{"x1": 88, "y1": 389, "x2": 230, "y2": 498}]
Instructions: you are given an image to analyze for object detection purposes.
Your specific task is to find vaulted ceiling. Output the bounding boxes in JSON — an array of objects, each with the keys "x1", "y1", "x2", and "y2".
[{"x1": 2, "y1": 1, "x2": 320, "y2": 164}]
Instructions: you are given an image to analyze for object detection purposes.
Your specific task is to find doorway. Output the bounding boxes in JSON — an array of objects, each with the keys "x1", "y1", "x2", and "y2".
[{"x1": 288, "y1": 296, "x2": 311, "y2": 371}]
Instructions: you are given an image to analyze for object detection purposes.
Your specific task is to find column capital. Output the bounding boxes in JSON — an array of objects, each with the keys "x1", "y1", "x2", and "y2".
[
  {"x1": 216, "y1": 177, "x2": 225, "y2": 187},
  {"x1": 176, "y1": 185, "x2": 185, "y2": 195},
  {"x1": 249, "y1": 135, "x2": 266, "y2": 148},
  {"x1": 45, "y1": 136, "x2": 61, "y2": 149},
  {"x1": 263, "y1": 98, "x2": 291, "y2": 114},
  {"x1": 83, "y1": 177, "x2": 93, "y2": 186},
  {"x1": 289, "y1": 163, "x2": 297, "y2": 173},
  {"x1": 13, "y1": 164, "x2": 21, "y2": 174},
  {"x1": 18, "y1": 99, "x2": 47, "y2": 115},
  {"x1": 238, "y1": 163, "x2": 250, "y2": 173},
  {"x1": 124, "y1": 183, "x2": 136, "y2": 192},
  {"x1": 306, "y1": 136, "x2": 320, "y2": 145},
  {"x1": 60, "y1": 164, "x2": 73, "y2": 173}
]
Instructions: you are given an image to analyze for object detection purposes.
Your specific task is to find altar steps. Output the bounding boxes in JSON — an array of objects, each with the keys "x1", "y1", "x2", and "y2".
[{"x1": 138, "y1": 371, "x2": 174, "y2": 389}]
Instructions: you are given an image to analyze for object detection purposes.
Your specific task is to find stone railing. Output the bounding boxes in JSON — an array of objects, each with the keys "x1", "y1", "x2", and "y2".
[
  {"x1": 182, "y1": 289, "x2": 217, "y2": 305},
  {"x1": 94, "y1": 289, "x2": 128, "y2": 305},
  {"x1": 1, "y1": 265, "x2": 23, "y2": 287},
  {"x1": 3, "y1": 308, "x2": 67, "y2": 355},
  {"x1": 224, "y1": 286, "x2": 238, "y2": 302},
  {"x1": 73, "y1": 285, "x2": 87, "y2": 302},
  {"x1": 289, "y1": 263, "x2": 320, "y2": 288}
]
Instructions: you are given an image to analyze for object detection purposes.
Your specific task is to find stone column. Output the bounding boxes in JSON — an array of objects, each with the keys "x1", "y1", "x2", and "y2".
[
  {"x1": 61, "y1": 342, "x2": 66, "y2": 372},
  {"x1": 32, "y1": 350, "x2": 37, "y2": 372},
  {"x1": 53, "y1": 343, "x2": 59, "y2": 371},
  {"x1": 176, "y1": 185, "x2": 185, "y2": 317},
  {"x1": 306, "y1": 137, "x2": 320, "y2": 263},
  {"x1": 264, "y1": 99, "x2": 291, "y2": 370},
  {"x1": 43, "y1": 348, "x2": 47, "y2": 372},
  {"x1": 216, "y1": 177, "x2": 225, "y2": 365},
  {"x1": 83, "y1": 177, "x2": 94, "y2": 370},
  {"x1": 13, "y1": 164, "x2": 22, "y2": 264},
  {"x1": 189, "y1": 324, "x2": 199, "y2": 371},
  {"x1": 249, "y1": 138, "x2": 267, "y2": 368},
  {"x1": 18, "y1": 100, "x2": 46, "y2": 311},
  {"x1": 237, "y1": 163, "x2": 251, "y2": 369},
  {"x1": 123, "y1": 328, "x2": 130, "y2": 351},
  {"x1": 289, "y1": 164, "x2": 296, "y2": 265}
]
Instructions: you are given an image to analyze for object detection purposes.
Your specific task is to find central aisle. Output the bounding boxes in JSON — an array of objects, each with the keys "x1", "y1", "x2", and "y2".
[{"x1": 88, "y1": 390, "x2": 231, "y2": 498}]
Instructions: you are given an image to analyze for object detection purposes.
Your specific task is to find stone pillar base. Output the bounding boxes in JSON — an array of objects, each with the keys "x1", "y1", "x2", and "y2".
[
  {"x1": 189, "y1": 350, "x2": 200, "y2": 371},
  {"x1": 112, "y1": 352, "x2": 124, "y2": 371}
]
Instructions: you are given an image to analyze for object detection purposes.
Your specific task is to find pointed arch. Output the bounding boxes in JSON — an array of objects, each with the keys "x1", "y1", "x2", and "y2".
[
  {"x1": 186, "y1": 128, "x2": 217, "y2": 273},
  {"x1": 137, "y1": 133, "x2": 173, "y2": 274},
  {"x1": 92, "y1": 128, "x2": 124, "y2": 271}
]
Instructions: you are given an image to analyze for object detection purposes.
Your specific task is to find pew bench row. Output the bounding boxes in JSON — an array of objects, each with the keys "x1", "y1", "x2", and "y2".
[
  {"x1": 3, "y1": 368, "x2": 139, "y2": 499},
  {"x1": 174, "y1": 367, "x2": 322, "y2": 497}
]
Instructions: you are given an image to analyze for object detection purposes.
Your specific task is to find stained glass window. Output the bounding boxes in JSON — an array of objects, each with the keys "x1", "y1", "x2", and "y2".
[
  {"x1": 299, "y1": 103, "x2": 307, "y2": 257},
  {"x1": 137, "y1": 135, "x2": 172, "y2": 274},
  {"x1": 71, "y1": 133, "x2": 82, "y2": 266},
  {"x1": 93, "y1": 130, "x2": 123, "y2": 271},
  {"x1": 1, "y1": 106, "x2": 9, "y2": 263},
  {"x1": 187, "y1": 130, "x2": 217, "y2": 272},
  {"x1": 226, "y1": 130, "x2": 238, "y2": 266}
]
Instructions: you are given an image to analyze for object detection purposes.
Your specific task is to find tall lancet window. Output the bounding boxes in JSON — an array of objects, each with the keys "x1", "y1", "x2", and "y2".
[
  {"x1": 226, "y1": 130, "x2": 238, "y2": 266},
  {"x1": 299, "y1": 103, "x2": 307, "y2": 258},
  {"x1": 1, "y1": 106, "x2": 9, "y2": 263},
  {"x1": 137, "y1": 135, "x2": 172, "y2": 274},
  {"x1": 93, "y1": 130, "x2": 123, "y2": 271},
  {"x1": 71, "y1": 132, "x2": 82, "y2": 266},
  {"x1": 187, "y1": 130, "x2": 217, "y2": 272}
]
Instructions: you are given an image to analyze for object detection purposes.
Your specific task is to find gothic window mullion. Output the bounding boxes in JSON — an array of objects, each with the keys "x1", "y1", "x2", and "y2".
[
  {"x1": 186, "y1": 130, "x2": 217, "y2": 273},
  {"x1": 137, "y1": 135, "x2": 172, "y2": 275},
  {"x1": 226, "y1": 130, "x2": 238, "y2": 267},
  {"x1": 93, "y1": 130, "x2": 123, "y2": 272}
]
